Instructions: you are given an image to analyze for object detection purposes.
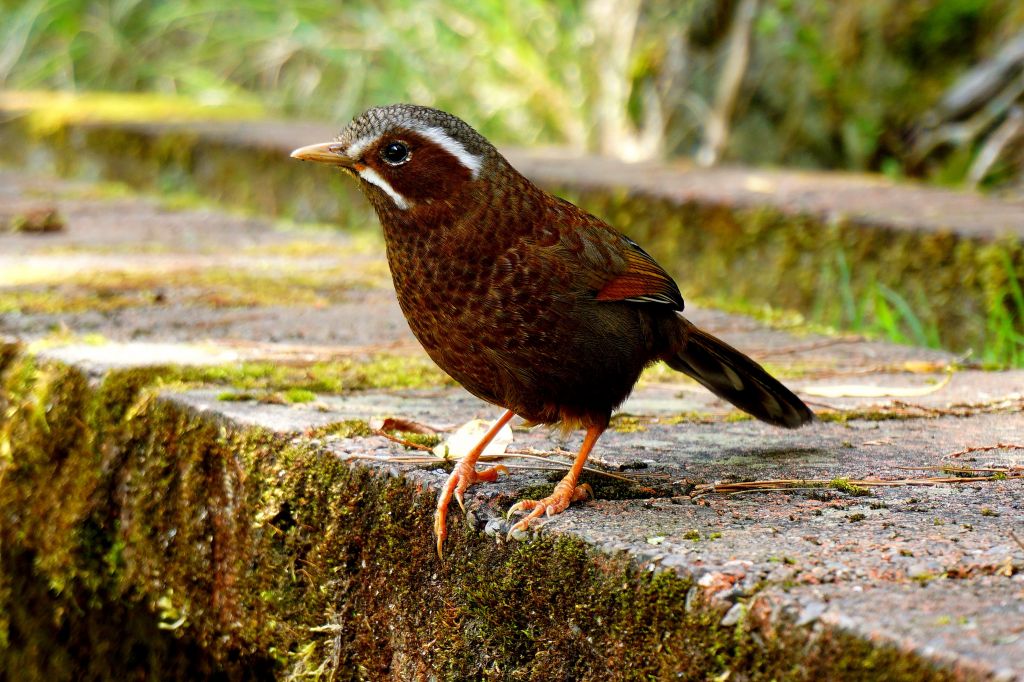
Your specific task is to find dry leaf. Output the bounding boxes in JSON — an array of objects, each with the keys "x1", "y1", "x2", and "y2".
[
  {"x1": 433, "y1": 418, "x2": 513, "y2": 459},
  {"x1": 743, "y1": 175, "x2": 774, "y2": 193},
  {"x1": 369, "y1": 416, "x2": 439, "y2": 435},
  {"x1": 902, "y1": 360, "x2": 949, "y2": 373},
  {"x1": 802, "y1": 373, "x2": 951, "y2": 398}
]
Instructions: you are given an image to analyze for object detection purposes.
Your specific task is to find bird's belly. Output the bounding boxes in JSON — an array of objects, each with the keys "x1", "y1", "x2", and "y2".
[{"x1": 396, "y1": 281, "x2": 649, "y2": 423}]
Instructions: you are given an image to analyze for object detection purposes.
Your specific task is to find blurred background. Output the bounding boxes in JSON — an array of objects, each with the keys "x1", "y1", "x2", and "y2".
[{"x1": 2, "y1": 0, "x2": 1024, "y2": 191}]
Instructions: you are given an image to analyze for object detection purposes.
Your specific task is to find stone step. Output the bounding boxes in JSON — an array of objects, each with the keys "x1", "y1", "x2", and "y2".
[
  {"x1": 1, "y1": 97, "x2": 1022, "y2": 355},
  {"x1": 1, "y1": 170, "x2": 1022, "y2": 679}
]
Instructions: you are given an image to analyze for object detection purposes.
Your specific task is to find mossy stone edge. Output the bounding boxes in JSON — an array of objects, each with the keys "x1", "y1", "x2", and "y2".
[{"x1": 0, "y1": 342, "x2": 965, "y2": 680}]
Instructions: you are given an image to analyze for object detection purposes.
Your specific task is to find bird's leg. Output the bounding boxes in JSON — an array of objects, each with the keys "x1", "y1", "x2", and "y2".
[
  {"x1": 507, "y1": 423, "x2": 604, "y2": 535},
  {"x1": 434, "y1": 409, "x2": 515, "y2": 556}
]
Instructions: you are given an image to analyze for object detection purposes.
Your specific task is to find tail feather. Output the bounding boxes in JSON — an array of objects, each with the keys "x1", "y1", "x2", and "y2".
[{"x1": 666, "y1": 323, "x2": 813, "y2": 429}]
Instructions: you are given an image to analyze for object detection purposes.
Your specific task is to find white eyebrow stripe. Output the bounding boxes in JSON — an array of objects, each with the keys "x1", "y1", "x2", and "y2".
[
  {"x1": 409, "y1": 124, "x2": 483, "y2": 178},
  {"x1": 345, "y1": 126, "x2": 482, "y2": 179},
  {"x1": 344, "y1": 134, "x2": 379, "y2": 160},
  {"x1": 356, "y1": 166, "x2": 410, "y2": 210}
]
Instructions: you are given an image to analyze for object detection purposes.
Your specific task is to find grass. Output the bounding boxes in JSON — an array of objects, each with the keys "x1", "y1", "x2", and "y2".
[
  {"x1": 819, "y1": 247, "x2": 1022, "y2": 367},
  {"x1": 695, "y1": 242, "x2": 1023, "y2": 367}
]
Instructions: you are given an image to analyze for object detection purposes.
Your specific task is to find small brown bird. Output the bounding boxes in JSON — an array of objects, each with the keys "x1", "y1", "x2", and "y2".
[{"x1": 292, "y1": 104, "x2": 813, "y2": 555}]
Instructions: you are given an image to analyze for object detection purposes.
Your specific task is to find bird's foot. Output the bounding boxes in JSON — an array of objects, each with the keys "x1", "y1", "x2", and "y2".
[
  {"x1": 434, "y1": 459, "x2": 509, "y2": 556},
  {"x1": 506, "y1": 481, "x2": 593, "y2": 536}
]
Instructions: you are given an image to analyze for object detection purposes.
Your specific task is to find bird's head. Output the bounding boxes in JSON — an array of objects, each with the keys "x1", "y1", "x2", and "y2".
[{"x1": 291, "y1": 104, "x2": 498, "y2": 216}]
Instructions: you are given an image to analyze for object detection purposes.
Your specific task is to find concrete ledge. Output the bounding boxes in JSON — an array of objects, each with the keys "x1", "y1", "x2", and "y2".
[{"x1": 3, "y1": 343, "x2": 1022, "y2": 681}]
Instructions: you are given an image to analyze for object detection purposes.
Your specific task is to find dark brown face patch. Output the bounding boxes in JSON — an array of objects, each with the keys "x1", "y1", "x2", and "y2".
[{"x1": 359, "y1": 130, "x2": 476, "y2": 205}]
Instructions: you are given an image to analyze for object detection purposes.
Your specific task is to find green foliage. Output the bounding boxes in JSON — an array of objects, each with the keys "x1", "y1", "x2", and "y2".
[
  {"x1": 2, "y1": 0, "x2": 1021, "y2": 169},
  {"x1": 817, "y1": 246, "x2": 1023, "y2": 366}
]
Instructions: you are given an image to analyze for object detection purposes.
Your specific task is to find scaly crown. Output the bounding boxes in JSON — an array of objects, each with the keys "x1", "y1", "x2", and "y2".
[{"x1": 337, "y1": 104, "x2": 497, "y2": 179}]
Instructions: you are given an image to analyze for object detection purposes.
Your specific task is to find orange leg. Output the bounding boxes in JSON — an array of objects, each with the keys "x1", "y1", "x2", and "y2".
[
  {"x1": 507, "y1": 423, "x2": 604, "y2": 535},
  {"x1": 434, "y1": 409, "x2": 515, "y2": 556}
]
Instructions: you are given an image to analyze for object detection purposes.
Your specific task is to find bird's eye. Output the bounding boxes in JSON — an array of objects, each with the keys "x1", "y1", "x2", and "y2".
[{"x1": 380, "y1": 141, "x2": 410, "y2": 165}]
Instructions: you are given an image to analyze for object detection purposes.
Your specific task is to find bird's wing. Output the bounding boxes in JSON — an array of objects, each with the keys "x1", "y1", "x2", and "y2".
[
  {"x1": 532, "y1": 199, "x2": 685, "y2": 310},
  {"x1": 592, "y1": 235, "x2": 684, "y2": 310}
]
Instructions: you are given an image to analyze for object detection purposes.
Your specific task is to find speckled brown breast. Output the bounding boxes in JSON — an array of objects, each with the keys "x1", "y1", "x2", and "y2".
[{"x1": 375, "y1": 173, "x2": 664, "y2": 427}]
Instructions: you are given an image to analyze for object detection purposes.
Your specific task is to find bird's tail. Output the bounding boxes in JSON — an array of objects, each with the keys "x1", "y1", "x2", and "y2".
[{"x1": 665, "y1": 321, "x2": 814, "y2": 428}]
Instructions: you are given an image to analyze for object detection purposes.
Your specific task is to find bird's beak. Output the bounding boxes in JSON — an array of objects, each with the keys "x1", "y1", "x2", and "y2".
[{"x1": 289, "y1": 142, "x2": 355, "y2": 168}]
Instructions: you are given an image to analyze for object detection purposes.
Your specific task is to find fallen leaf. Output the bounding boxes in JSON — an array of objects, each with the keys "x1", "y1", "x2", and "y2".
[
  {"x1": 369, "y1": 416, "x2": 439, "y2": 435},
  {"x1": 433, "y1": 418, "x2": 513, "y2": 459},
  {"x1": 802, "y1": 373, "x2": 951, "y2": 398},
  {"x1": 743, "y1": 175, "x2": 774, "y2": 193}
]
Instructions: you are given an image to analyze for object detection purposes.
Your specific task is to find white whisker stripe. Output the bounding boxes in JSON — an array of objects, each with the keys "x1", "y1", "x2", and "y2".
[{"x1": 357, "y1": 167, "x2": 410, "y2": 210}]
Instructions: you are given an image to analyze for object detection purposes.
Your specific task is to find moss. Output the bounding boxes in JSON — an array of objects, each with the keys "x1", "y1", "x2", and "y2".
[
  {"x1": 830, "y1": 478, "x2": 873, "y2": 496},
  {"x1": 1, "y1": 91, "x2": 264, "y2": 137},
  {"x1": 6, "y1": 207, "x2": 66, "y2": 234},
  {"x1": 283, "y1": 388, "x2": 316, "y2": 404},
  {"x1": 663, "y1": 411, "x2": 718, "y2": 425},
  {"x1": 394, "y1": 432, "x2": 442, "y2": 449},
  {"x1": 307, "y1": 420, "x2": 373, "y2": 439},
  {"x1": 816, "y1": 408, "x2": 922, "y2": 424},
  {"x1": 0, "y1": 345, "x2": 968, "y2": 680},
  {"x1": 175, "y1": 356, "x2": 450, "y2": 394},
  {"x1": 609, "y1": 414, "x2": 646, "y2": 433},
  {"x1": 217, "y1": 391, "x2": 258, "y2": 402}
]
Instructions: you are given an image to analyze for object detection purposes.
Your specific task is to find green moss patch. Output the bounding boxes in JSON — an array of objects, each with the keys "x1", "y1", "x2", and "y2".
[
  {"x1": 176, "y1": 356, "x2": 450, "y2": 394},
  {"x1": 1, "y1": 91, "x2": 264, "y2": 137}
]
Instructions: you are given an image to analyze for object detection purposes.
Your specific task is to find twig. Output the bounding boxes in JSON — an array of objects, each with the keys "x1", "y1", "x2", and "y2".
[
  {"x1": 1011, "y1": 530, "x2": 1024, "y2": 553},
  {"x1": 946, "y1": 442, "x2": 1024, "y2": 459},
  {"x1": 373, "y1": 429, "x2": 434, "y2": 452},
  {"x1": 691, "y1": 471, "x2": 1023, "y2": 498},
  {"x1": 896, "y1": 464, "x2": 1023, "y2": 473},
  {"x1": 967, "y1": 105, "x2": 1024, "y2": 187}
]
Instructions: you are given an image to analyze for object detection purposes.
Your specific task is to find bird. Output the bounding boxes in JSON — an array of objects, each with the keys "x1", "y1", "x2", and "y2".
[{"x1": 291, "y1": 104, "x2": 814, "y2": 556}]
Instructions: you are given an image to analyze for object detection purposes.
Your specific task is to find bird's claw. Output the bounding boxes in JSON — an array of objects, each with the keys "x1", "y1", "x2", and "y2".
[
  {"x1": 435, "y1": 461, "x2": 509, "y2": 557},
  {"x1": 505, "y1": 482, "x2": 592, "y2": 539}
]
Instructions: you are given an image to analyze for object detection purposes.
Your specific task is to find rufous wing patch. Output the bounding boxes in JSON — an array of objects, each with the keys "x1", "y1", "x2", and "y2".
[{"x1": 595, "y1": 241, "x2": 684, "y2": 309}]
